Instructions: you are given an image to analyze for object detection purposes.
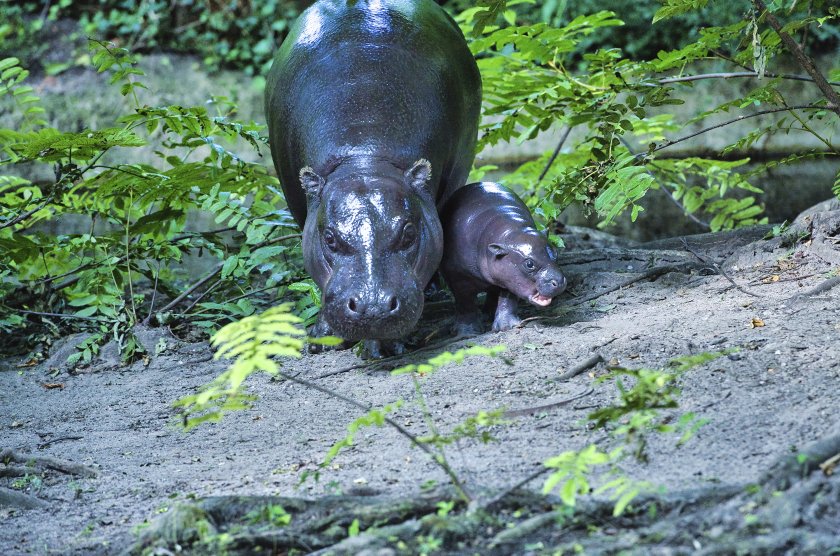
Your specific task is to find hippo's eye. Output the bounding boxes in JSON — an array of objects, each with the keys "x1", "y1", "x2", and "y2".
[
  {"x1": 323, "y1": 228, "x2": 338, "y2": 251},
  {"x1": 398, "y1": 222, "x2": 417, "y2": 250},
  {"x1": 523, "y1": 258, "x2": 536, "y2": 271}
]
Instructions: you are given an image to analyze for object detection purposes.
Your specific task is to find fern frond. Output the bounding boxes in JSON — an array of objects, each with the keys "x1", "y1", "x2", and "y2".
[{"x1": 175, "y1": 303, "x2": 309, "y2": 429}]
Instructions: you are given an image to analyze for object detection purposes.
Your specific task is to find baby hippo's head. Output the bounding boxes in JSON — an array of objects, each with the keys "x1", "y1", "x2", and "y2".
[{"x1": 486, "y1": 230, "x2": 567, "y2": 306}]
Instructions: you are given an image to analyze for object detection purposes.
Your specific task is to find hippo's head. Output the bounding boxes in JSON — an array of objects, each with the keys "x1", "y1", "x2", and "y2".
[
  {"x1": 483, "y1": 230, "x2": 567, "y2": 307},
  {"x1": 299, "y1": 159, "x2": 442, "y2": 341}
]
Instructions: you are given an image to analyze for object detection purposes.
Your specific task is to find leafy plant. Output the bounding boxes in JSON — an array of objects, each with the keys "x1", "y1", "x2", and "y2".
[
  {"x1": 462, "y1": 0, "x2": 839, "y2": 232},
  {"x1": 319, "y1": 345, "x2": 508, "y2": 501},
  {"x1": 3, "y1": 1, "x2": 301, "y2": 76},
  {"x1": 1, "y1": 43, "x2": 307, "y2": 359},
  {"x1": 174, "y1": 302, "x2": 340, "y2": 429},
  {"x1": 542, "y1": 350, "x2": 730, "y2": 515}
]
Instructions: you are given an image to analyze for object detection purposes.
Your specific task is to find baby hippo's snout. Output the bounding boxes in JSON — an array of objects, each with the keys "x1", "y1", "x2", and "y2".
[{"x1": 538, "y1": 269, "x2": 567, "y2": 297}]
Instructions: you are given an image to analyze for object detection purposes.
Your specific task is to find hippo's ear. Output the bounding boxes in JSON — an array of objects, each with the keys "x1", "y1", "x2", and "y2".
[
  {"x1": 299, "y1": 167, "x2": 325, "y2": 198},
  {"x1": 488, "y1": 244, "x2": 508, "y2": 259},
  {"x1": 405, "y1": 159, "x2": 432, "y2": 190}
]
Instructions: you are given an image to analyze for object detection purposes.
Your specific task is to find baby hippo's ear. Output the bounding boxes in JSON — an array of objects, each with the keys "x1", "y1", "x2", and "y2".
[
  {"x1": 300, "y1": 167, "x2": 325, "y2": 198},
  {"x1": 405, "y1": 159, "x2": 432, "y2": 190},
  {"x1": 488, "y1": 244, "x2": 508, "y2": 259}
]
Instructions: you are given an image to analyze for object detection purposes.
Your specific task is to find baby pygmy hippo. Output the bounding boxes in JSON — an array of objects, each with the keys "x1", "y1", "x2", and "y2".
[{"x1": 440, "y1": 182, "x2": 567, "y2": 335}]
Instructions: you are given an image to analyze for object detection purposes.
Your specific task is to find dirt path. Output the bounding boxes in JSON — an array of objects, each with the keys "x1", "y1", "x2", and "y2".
[{"x1": 2, "y1": 201, "x2": 839, "y2": 554}]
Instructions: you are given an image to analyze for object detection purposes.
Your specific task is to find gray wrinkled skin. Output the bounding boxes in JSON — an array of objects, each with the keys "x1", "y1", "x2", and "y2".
[
  {"x1": 264, "y1": 0, "x2": 481, "y2": 356},
  {"x1": 440, "y1": 182, "x2": 568, "y2": 335}
]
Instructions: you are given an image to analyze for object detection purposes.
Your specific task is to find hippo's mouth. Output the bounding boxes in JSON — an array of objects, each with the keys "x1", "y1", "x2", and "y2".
[{"x1": 529, "y1": 293, "x2": 553, "y2": 307}]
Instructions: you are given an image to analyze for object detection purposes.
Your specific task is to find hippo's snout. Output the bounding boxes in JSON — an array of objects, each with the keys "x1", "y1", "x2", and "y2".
[
  {"x1": 322, "y1": 284, "x2": 424, "y2": 341},
  {"x1": 346, "y1": 291, "x2": 400, "y2": 318}
]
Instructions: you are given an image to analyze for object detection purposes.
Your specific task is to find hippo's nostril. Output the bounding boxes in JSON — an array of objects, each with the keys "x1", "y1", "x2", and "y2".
[
  {"x1": 348, "y1": 298, "x2": 359, "y2": 314},
  {"x1": 550, "y1": 279, "x2": 558, "y2": 288},
  {"x1": 389, "y1": 296, "x2": 399, "y2": 312}
]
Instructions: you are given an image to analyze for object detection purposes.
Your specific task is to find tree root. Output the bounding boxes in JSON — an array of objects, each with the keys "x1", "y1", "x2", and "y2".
[
  {"x1": 0, "y1": 486, "x2": 47, "y2": 509},
  {"x1": 0, "y1": 448, "x2": 98, "y2": 478},
  {"x1": 0, "y1": 466, "x2": 29, "y2": 478},
  {"x1": 125, "y1": 423, "x2": 840, "y2": 555},
  {"x1": 759, "y1": 427, "x2": 840, "y2": 491},
  {"x1": 787, "y1": 274, "x2": 840, "y2": 301}
]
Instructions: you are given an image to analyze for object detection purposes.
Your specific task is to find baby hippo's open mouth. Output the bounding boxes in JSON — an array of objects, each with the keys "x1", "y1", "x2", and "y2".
[{"x1": 529, "y1": 292, "x2": 553, "y2": 307}]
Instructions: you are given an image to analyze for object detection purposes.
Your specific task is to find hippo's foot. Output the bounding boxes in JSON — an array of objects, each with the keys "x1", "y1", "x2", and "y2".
[
  {"x1": 360, "y1": 339, "x2": 406, "y2": 360},
  {"x1": 307, "y1": 319, "x2": 349, "y2": 354},
  {"x1": 491, "y1": 292, "x2": 521, "y2": 331},
  {"x1": 452, "y1": 314, "x2": 484, "y2": 337},
  {"x1": 491, "y1": 313, "x2": 522, "y2": 332}
]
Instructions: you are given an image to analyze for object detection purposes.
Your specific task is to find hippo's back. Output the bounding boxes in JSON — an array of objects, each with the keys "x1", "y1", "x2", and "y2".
[
  {"x1": 265, "y1": 0, "x2": 482, "y2": 226},
  {"x1": 442, "y1": 182, "x2": 535, "y2": 237}
]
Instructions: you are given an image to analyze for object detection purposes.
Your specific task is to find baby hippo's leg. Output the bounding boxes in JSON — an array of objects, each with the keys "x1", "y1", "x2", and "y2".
[{"x1": 491, "y1": 290, "x2": 521, "y2": 331}]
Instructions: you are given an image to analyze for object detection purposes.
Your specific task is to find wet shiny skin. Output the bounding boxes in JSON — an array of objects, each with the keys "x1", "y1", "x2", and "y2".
[
  {"x1": 264, "y1": 0, "x2": 481, "y2": 353},
  {"x1": 440, "y1": 182, "x2": 568, "y2": 334}
]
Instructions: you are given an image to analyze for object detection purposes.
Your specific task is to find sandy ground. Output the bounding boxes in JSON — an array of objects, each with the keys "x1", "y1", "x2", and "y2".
[{"x1": 1, "y1": 201, "x2": 839, "y2": 554}]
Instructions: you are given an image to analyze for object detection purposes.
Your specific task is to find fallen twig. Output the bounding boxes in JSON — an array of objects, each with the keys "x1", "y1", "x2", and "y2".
[
  {"x1": 680, "y1": 239, "x2": 761, "y2": 297},
  {"x1": 503, "y1": 387, "x2": 594, "y2": 418},
  {"x1": 36, "y1": 435, "x2": 84, "y2": 450},
  {"x1": 557, "y1": 353, "x2": 604, "y2": 381}
]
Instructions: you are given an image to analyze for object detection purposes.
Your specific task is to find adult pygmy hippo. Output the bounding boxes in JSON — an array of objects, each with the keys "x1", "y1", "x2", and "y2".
[
  {"x1": 264, "y1": 0, "x2": 481, "y2": 357},
  {"x1": 440, "y1": 182, "x2": 567, "y2": 334}
]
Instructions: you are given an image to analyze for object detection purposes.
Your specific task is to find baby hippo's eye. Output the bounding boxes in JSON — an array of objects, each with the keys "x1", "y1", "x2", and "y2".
[
  {"x1": 323, "y1": 228, "x2": 338, "y2": 251},
  {"x1": 399, "y1": 222, "x2": 417, "y2": 249},
  {"x1": 523, "y1": 258, "x2": 536, "y2": 271}
]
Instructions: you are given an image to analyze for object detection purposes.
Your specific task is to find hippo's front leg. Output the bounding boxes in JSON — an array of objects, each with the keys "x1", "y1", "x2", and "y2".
[
  {"x1": 491, "y1": 290, "x2": 521, "y2": 332},
  {"x1": 308, "y1": 315, "x2": 351, "y2": 353},
  {"x1": 362, "y1": 339, "x2": 407, "y2": 360},
  {"x1": 450, "y1": 283, "x2": 483, "y2": 337}
]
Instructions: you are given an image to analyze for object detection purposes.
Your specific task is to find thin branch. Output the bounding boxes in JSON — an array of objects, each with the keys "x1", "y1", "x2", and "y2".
[
  {"x1": 142, "y1": 268, "x2": 160, "y2": 326},
  {"x1": 181, "y1": 278, "x2": 223, "y2": 315},
  {"x1": 680, "y1": 239, "x2": 761, "y2": 298},
  {"x1": 0, "y1": 197, "x2": 54, "y2": 230},
  {"x1": 156, "y1": 262, "x2": 223, "y2": 315},
  {"x1": 655, "y1": 71, "x2": 840, "y2": 87},
  {"x1": 262, "y1": 232, "x2": 302, "y2": 246},
  {"x1": 618, "y1": 136, "x2": 711, "y2": 230},
  {"x1": 276, "y1": 369, "x2": 474, "y2": 502},
  {"x1": 538, "y1": 127, "x2": 572, "y2": 183},
  {"x1": 753, "y1": 0, "x2": 840, "y2": 117},
  {"x1": 652, "y1": 105, "x2": 826, "y2": 154},
  {"x1": 158, "y1": 232, "x2": 302, "y2": 315},
  {"x1": 19, "y1": 309, "x2": 102, "y2": 322}
]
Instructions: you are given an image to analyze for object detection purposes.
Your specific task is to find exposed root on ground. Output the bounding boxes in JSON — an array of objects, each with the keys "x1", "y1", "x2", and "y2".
[
  {"x1": 127, "y1": 425, "x2": 840, "y2": 555},
  {"x1": 0, "y1": 448, "x2": 98, "y2": 478}
]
